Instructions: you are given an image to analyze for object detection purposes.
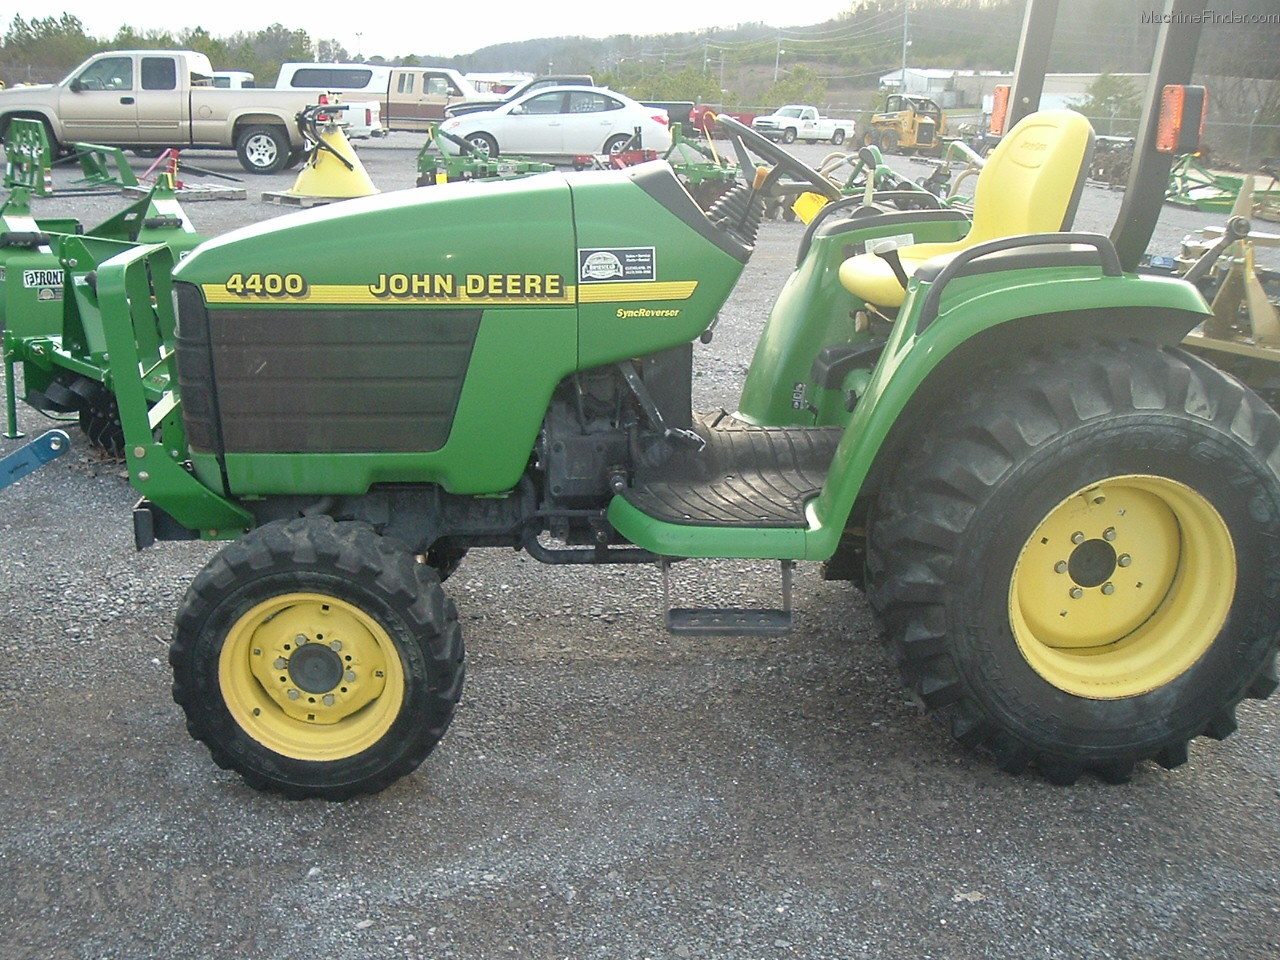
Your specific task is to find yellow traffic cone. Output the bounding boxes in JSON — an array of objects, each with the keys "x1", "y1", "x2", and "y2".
[{"x1": 286, "y1": 122, "x2": 379, "y2": 200}]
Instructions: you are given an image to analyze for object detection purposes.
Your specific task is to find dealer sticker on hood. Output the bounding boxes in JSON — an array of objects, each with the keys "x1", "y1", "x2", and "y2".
[{"x1": 578, "y1": 247, "x2": 656, "y2": 283}]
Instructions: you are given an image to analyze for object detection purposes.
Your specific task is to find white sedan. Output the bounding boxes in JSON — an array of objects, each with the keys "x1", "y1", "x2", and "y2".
[{"x1": 438, "y1": 86, "x2": 671, "y2": 158}]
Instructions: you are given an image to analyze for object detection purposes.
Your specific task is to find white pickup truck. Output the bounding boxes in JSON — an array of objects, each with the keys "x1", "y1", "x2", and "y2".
[
  {"x1": 0, "y1": 50, "x2": 348, "y2": 173},
  {"x1": 751, "y1": 105, "x2": 855, "y2": 145},
  {"x1": 277, "y1": 62, "x2": 485, "y2": 133}
]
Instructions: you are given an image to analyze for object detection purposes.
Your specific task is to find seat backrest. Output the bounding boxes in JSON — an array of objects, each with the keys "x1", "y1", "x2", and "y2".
[{"x1": 966, "y1": 110, "x2": 1095, "y2": 246}]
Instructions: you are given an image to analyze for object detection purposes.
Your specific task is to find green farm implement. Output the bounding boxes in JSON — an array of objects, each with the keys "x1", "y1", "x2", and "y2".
[
  {"x1": 1167, "y1": 152, "x2": 1280, "y2": 213},
  {"x1": 416, "y1": 124, "x2": 554, "y2": 187},
  {"x1": 3, "y1": 116, "x2": 142, "y2": 195},
  {"x1": 26, "y1": 0, "x2": 1280, "y2": 801},
  {"x1": 1, "y1": 175, "x2": 204, "y2": 453},
  {"x1": 662, "y1": 122, "x2": 739, "y2": 209}
]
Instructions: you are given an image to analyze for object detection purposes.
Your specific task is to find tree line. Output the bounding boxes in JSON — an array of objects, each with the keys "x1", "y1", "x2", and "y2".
[{"x1": 0, "y1": 14, "x2": 346, "y2": 86}]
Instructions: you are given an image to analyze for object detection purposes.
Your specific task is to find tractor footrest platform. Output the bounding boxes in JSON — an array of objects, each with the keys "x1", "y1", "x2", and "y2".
[{"x1": 623, "y1": 412, "x2": 841, "y2": 528}]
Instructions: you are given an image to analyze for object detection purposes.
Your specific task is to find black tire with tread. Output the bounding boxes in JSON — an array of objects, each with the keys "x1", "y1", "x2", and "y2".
[
  {"x1": 831, "y1": 129, "x2": 846, "y2": 146},
  {"x1": 781, "y1": 127, "x2": 797, "y2": 144},
  {"x1": 234, "y1": 124, "x2": 291, "y2": 174},
  {"x1": 867, "y1": 341, "x2": 1280, "y2": 784},
  {"x1": 171, "y1": 517, "x2": 465, "y2": 799},
  {"x1": 466, "y1": 132, "x2": 498, "y2": 158},
  {"x1": 604, "y1": 134, "x2": 631, "y2": 155}
]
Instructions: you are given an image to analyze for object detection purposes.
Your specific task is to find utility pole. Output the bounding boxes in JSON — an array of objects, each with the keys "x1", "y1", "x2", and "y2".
[
  {"x1": 900, "y1": 0, "x2": 910, "y2": 92},
  {"x1": 774, "y1": 35, "x2": 784, "y2": 83}
]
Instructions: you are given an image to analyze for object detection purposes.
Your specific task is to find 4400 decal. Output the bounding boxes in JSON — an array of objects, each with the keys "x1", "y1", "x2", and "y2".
[{"x1": 220, "y1": 272, "x2": 568, "y2": 300}]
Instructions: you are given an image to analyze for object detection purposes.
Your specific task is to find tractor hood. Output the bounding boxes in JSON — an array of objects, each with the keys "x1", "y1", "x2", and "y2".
[
  {"x1": 170, "y1": 162, "x2": 749, "y2": 496},
  {"x1": 173, "y1": 162, "x2": 749, "y2": 368}
]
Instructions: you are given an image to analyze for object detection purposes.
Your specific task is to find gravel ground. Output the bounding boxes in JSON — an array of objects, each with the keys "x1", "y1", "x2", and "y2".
[{"x1": 1, "y1": 135, "x2": 1278, "y2": 960}]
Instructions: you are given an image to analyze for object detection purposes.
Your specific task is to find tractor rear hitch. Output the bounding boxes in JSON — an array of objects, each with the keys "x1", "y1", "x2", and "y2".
[{"x1": 1, "y1": 429, "x2": 70, "y2": 491}]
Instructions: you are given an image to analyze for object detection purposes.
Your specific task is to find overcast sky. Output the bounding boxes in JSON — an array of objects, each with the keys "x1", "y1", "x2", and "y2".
[{"x1": 48, "y1": 2, "x2": 854, "y2": 59}]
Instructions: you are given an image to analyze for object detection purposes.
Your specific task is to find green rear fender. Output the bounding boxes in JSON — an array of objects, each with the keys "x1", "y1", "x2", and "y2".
[{"x1": 806, "y1": 269, "x2": 1212, "y2": 558}]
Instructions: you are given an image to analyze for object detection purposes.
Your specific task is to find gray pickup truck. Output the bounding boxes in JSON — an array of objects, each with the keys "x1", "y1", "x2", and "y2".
[{"x1": 0, "y1": 50, "x2": 333, "y2": 173}]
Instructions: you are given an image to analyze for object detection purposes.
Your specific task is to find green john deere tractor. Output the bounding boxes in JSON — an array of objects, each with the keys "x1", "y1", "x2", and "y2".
[{"x1": 71, "y1": 0, "x2": 1280, "y2": 799}]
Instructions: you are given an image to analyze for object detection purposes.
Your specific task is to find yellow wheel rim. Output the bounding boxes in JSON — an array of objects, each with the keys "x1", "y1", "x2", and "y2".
[
  {"x1": 1009, "y1": 475, "x2": 1235, "y2": 699},
  {"x1": 218, "y1": 592, "x2": 405, "y2": 761}
]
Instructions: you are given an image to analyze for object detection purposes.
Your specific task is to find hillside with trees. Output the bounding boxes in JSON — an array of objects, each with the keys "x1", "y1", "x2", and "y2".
[{"x1": 0, "y1": 1, "x2": 1274, "y2": 154}]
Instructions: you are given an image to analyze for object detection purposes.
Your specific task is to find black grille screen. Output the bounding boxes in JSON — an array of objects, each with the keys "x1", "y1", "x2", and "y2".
[{"x1": 176, "y1": 295, "x2": 480, "y2": 454}]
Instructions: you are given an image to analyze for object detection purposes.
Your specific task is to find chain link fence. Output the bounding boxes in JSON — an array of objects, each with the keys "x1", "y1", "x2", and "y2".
[{"x1": 1076, "y1": 113, "x2": 1279, "y2": 170}]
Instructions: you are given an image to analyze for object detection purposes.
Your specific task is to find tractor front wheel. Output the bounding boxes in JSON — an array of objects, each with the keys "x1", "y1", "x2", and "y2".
[
  {"x1": 171, "y1": 517, "x2": 465, "y2": 799},
  {"x1": 868, "y1": 341, "x2": 1280, "y2": 784}
]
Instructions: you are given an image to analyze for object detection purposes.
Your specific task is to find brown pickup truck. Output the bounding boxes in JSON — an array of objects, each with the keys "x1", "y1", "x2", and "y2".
[{"x1": 0, "y1": 49, "x2": 333, "y2": 173}]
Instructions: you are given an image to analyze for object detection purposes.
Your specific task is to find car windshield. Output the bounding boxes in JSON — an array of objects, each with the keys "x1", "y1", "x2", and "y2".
[{"x1": 777, "y1": 107, "x2": 804, "y2": 117}]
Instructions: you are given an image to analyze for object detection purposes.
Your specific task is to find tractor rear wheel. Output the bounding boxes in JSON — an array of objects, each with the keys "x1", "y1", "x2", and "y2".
[
  {"x1": 867, "y1": 341, "x2": 1280, "y2": 784},
  {"x1": 171, "y1": 517, "x2": 465, "y2": 799}
]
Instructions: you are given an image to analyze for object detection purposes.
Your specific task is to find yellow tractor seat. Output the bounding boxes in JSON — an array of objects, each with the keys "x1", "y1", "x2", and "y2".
[{"x1": 838, "y1": 110, "x2": 1096, "y2": 309}]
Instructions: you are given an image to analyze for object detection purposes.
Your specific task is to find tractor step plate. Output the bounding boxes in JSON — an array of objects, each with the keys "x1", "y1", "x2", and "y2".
[
  {"x1": 661, "y1": 558, "x2": 795, "y2": 637},
  {"x1": 666, "y1": 607, "x2": 792, "y2": 636}
]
